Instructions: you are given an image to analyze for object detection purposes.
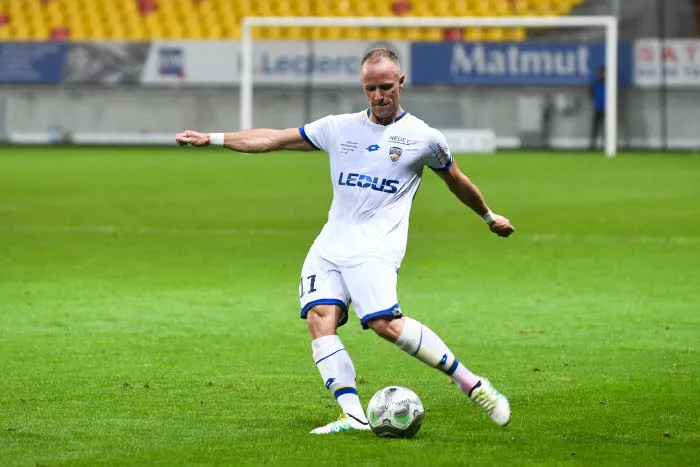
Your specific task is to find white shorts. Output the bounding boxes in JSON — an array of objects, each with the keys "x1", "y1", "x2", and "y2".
[{"x1": 299, "y1": 249, "x2": 402, "y2": 329}]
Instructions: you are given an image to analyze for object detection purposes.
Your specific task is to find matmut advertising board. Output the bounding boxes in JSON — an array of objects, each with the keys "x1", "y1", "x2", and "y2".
[
  {"x1": 140, "y1": 40, "x2": 411, "y2": 86},
  {"x1": 410, "y1": 42, "x2": 632, "y2": 86}
]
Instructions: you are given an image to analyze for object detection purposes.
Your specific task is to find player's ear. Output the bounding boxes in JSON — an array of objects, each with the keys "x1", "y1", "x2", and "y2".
[{"x1": 399, "y1": 74, "x2": 405, "y2": 88}]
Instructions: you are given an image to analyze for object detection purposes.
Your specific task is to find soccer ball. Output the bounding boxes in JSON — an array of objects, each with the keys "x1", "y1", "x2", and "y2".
[{"x1": 366, "y1": 386, "x2": 424, "y2": 438}]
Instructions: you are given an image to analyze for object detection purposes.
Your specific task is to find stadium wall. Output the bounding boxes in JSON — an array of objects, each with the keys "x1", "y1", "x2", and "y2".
[{"x1": 3, "y1": 85, "x2": 700, "y2": 150}]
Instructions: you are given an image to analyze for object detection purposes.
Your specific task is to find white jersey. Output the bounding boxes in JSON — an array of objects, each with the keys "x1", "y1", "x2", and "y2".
[{"x1": 300, "y1": 109, "x2": 453, "y2": 268}]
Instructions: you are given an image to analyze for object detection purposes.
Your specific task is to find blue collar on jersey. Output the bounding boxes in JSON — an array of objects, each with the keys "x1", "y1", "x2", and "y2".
[{"x1": 366, "y1": 108, "x2": 408, "y2": 123}]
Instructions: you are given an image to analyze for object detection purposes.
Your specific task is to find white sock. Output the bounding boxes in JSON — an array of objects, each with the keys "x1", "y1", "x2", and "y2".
[
  {"x1": 312, "y1": 335, "x2": 367, "y2": 422},
  {"x1": 395, "y1": 317, "x2": 480, "y2": 394}
]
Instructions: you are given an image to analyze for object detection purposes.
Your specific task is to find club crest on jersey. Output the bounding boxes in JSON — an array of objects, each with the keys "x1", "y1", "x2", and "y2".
[{"x1": 389, "y1": 146, "x2": 402, "y2": 162}]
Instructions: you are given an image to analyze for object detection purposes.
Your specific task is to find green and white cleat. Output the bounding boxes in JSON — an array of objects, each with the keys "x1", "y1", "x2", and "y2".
[
  {"x1": 469, "y1": 378, "x2": 511, "y2": 426},
  {"x1": 310, "y1": 413, "x2": 371, "y2": 434}
]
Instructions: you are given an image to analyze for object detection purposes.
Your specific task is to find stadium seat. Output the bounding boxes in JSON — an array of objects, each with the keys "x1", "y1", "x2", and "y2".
[
  {"x1": 485, "y1": 28, "x2": 505, "y2": 42},
  {"x1": 0, "y1": 0, "x2": 575, "y2": 41},
  {"x1": 0, "y1": 11, "x2": 9, "y2": 40},
  {"x1": 404, "y1": 27, "x2": 422, "y2": 41},
  {"x1": 50, "y1": 25, "x2": 70, "y2": 40},
  {"x1": 464, "y1": 28, "x2": 485, "y2": 41},
  {"x1": 444, "y1": 27, "x2": 463, "y2": 42}
]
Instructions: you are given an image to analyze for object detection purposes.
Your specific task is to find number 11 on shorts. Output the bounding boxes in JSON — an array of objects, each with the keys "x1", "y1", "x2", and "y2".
[{"x1": 300, "y1": 274, "x2": 317, "y2": 298}]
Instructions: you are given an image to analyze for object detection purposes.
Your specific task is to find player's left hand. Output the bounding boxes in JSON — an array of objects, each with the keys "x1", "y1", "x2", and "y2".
[{"x1": 489, "y1": 214, "x2": 515, "y2": 238}]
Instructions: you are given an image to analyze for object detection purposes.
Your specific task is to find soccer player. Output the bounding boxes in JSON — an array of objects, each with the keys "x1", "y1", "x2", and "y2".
[{"x1": 176, "y1": 48, "x2": 515, "y2": 434}]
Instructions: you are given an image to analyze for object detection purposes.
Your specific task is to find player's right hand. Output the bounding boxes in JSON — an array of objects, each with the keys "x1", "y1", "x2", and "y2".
[{"x1": 176, "y1": 130, "x2": 210, "y2": 147}]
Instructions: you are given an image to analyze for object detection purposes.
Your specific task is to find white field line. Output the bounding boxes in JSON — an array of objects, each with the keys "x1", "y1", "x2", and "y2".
[{"x1": 0, "y1": 225, "x2": 698, "y2": 245}]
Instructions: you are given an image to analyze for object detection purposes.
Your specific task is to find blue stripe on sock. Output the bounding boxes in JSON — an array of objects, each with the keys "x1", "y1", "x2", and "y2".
[
  {"x1": 334, "y1": 387, "x2": 358, "y2": 399},
  {"x1": 446, "y1": 358, "x2": 460, "y2": 376},
  {"x1": 314, "y1": 348, "x2": 346, "y2": 365}
]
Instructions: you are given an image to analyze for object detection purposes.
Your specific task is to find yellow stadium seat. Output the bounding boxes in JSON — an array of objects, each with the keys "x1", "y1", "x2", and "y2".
[
  {"x1": 431, "y1": 0, "x2": 450, "y2": 16},
  {"x1": 464, "y1": 28, "x2": 484, "y2": 41},
  {"x1": 280, "y1": 26, "x2": 301, "y2": 39},
  {"x1": 506, "y1": 27, "x2": 527, "y2": 41},
  {"x1": 10, "y1": 26, "x2": 28, "y2": 41},
  {"x1": 404, "y1": 27, "x2": 423, "y2": 41},
  {"x1": 363, "y1": 27, "x2": 383, "y2": 41},
  {"x1": 228, "y1": 25, "x2": 241, "y2": 39},
  {"x1": 332, "y1": 1, "x2": 354, "y2": 16},
  {"x1": 494, "y1": 2, "x2": 510, "y2": 16},
  {"x1": 410, "y1": 4, "x2": 432, "y2": 16},
  {"x1": 204, "y1": 25, "x2": 224, "y2": 39},
  {"x1": 322, "y1": 28, "x2": 342, "y2": 40},
  {"x1": 422, "y1": 27, "x2": 443, "y2": 42},
  {"x1": 295, "y1": 4, "x2": 311, "y2": 16},
  {"x1": 345, "y1": 27, "x2": 363, "y2": 39},
  {"x1": 485, "y1": 27, "x2": 505, "y2": 41}
]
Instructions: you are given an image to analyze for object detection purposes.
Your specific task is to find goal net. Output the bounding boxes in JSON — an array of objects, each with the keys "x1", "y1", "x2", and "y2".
[{"x1": 240, "y1": 15, "x2": 619, "y2": 157}]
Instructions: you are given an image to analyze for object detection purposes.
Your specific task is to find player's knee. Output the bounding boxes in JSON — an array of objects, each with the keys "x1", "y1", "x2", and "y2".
[
  {"x1": 367, "y1": 316, "x2": 404, "y2": 342},
  {"x1": 307, "y1": 305, "x2": 335, "y2": 323}
]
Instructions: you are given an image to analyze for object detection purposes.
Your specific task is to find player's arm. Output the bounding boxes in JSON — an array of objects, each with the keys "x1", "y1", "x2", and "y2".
[
  {"x1": 436, "y1": 161, "x2": 515, "y2": 238},
  {"x1": 175, "y1": 127, "x2": 315, "y2": 153}
]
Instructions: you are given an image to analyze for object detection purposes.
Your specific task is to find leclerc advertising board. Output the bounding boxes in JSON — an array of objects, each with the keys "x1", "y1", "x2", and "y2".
[
  {"x1": 410, "y1": 42, "x2": 632, "y2": 86},
  {"x1": 252, "y1": 40, "x2": 411, "y2": 86}
]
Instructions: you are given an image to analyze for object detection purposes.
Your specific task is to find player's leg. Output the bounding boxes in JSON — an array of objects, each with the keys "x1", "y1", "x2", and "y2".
[
  {"x1": 306, "y1": 304, "x2": 369, "y2": 433},
  {"x1": 299, "y1": 251, "x2": 370, "y2": 434},
  {"x1": 590, "y1": 110, "x2": 604, "y2": 150},
  {"x1": 367, "y1": 316, "x2": 510, "y2": 426},
  {"x1": 341, "y1": 258, "x2": 510, "y2": 426}
]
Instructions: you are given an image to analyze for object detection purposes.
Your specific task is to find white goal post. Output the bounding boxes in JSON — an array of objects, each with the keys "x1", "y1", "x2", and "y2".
[{"x1": 241, "y1": 16, "x2": 619, "y2": 157}]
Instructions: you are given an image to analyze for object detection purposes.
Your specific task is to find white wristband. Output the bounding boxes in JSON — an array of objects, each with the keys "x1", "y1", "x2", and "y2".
[
  {"x1": 481, "y1": 210, "x2": 496, "y2": 225},
  {"x1": 209, "y1": 133, "x2": 225, "y2": 146}
]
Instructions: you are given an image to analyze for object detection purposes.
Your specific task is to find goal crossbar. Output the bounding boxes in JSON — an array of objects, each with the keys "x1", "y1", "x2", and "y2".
[{"x1": 241, "y1": 16, "x2": 619, "y2": 156}]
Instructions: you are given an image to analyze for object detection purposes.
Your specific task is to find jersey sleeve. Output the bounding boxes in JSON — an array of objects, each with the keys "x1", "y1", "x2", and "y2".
[
  {"x1": 299, "y1": 115, "x2": 336, "y2": 152},
  {"x1": 424, "y1": 129, "x2": 454, "y2": 172}
]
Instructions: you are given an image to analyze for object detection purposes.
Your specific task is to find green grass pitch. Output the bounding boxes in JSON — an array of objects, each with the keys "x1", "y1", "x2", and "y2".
[{"x1": 1, "y1": 147, "x2": 698, "y2": 465}]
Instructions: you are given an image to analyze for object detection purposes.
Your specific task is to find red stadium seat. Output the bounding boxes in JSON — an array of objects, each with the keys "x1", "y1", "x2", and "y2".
[
  {"x1": 138, "y1": 0, "x2": 158, "y2": 15},
  {"x1": 50, "y1": 25, "x2": 70, "y2": 40}
]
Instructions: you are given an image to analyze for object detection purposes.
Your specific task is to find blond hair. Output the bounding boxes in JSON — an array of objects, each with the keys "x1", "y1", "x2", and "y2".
[{"x1": 360, "y1": 48, "x2": 401, "y2": 71}]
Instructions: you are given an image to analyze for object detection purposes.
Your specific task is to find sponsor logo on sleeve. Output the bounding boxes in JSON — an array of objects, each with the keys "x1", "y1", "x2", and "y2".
[{"x1": 431, "y1": 142, "x2": 451, "y2": 166}]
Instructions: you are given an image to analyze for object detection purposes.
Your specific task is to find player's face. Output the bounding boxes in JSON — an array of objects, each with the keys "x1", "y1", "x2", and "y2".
[{"x1": 361, "y1": 59, "x2": 405, "y2": 122}]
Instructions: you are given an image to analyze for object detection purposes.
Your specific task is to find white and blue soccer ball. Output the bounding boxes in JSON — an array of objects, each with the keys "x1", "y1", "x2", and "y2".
[{"x1": 366, "y1": 386, "x2": 424, "y2": 438}]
